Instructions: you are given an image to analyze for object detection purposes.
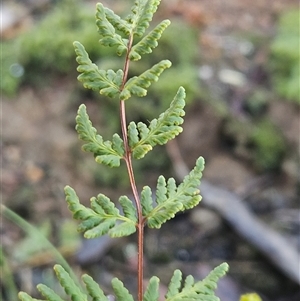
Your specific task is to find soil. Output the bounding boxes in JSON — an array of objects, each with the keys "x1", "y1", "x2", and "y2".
[{"x1": 1, "y1": 0, "x2": 299, "y2": 300}]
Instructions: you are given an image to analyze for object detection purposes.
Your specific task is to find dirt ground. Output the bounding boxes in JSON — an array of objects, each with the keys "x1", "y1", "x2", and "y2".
[{"x1": 1, "y1": 0, "x2": 300, "y2": 300}]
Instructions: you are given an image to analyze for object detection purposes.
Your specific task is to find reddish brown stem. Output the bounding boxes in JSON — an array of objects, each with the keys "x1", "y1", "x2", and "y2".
[{"x1": 120, "y1": 34, "x2": 144, "y2": 301}]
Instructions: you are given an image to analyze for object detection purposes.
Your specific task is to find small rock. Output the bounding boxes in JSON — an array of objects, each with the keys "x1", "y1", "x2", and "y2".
[
  {"x1": 218, "y1": 69, "x2": 247, "y2": 87},
  {"x1": 190, "y1": 207, "x2": 222, "y2": 233}
]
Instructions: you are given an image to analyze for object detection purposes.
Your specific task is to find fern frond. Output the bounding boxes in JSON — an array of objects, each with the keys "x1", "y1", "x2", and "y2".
[
  {"x1": 143, "y1": 276, "x2": 159, "y2": 301},
  {"x1": 129, "y1": 19, "x2": 171, "y2": 61},
  {"x1": 96, "y1": 3, "x2": 128, "y2": 56},
  {"x1": 54, "y1": 265, "x2": 86, "y2": 301},
  {"x1": 128, "y1": 87, "x2": 185, "y2": 159},
  {"x1": 74, "y1": 41, "x2": 123, "y2": 98},
  {"x1": 65, "y1": 186, "x2": 137, "y2": 239},
  {"x1": 143, "y1": 157, "x2": 204, "y2": 229},
  {"x1": 76, "y1": 104, "x2": 124, "y2": 167},
  {"x1": 120, "y1": 59, "x2": 171, "y2": 100},
  {"x1": 126, "y1": 0, "x2": 162, "y2": 38},
  {"x1": 82, "y1": 274, "x2": 109, "y2": 301},
  {"x1": 111, "y1": 278, "x2": 135, "y2": 301},
  {"x1": 165, "y1": 263, "x2": 229, "y2": 301}
]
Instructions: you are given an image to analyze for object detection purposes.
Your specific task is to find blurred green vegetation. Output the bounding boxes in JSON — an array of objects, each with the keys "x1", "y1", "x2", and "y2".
[
  {"x1": 1, "y1": 0, "x2": 109, "y2": 96},
  {"x1": 223, "y1": 116, "x2": 286, "y2": 171},
  {"x1": 269, "y1": 9, "x2": 300, "y2": 104}
]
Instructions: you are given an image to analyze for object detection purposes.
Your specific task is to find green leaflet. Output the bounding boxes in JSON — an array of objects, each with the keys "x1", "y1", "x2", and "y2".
[
  {"x1": 64, "y1": 186, "x2": 137, "y2": 239},
  {"x1": 111, "y1": 278, "x2": 134, "y2": 301},
  {"x1": 165, "y1": 269, "x2": 182, "y2": 299},
  {"x1": 143, "y1": 277, "x2": 160, "y2": 301},
  {"x1": 76, "y1": 104, "x2": 124, "y2": 167},
  {"x1": 128, "y1": 87, "x2": 185, "y2": 159},
  {"x1": 54, "y1": 265, "x2": 86, "y2": 301},
  {"x1": 96, "y1": 3, "x2": 128, "y2": 56},
  {"x1": 74, "y1": 41, "x2": 123, "y2": 97},
  {"x1": 142, "y1": 157, "x2": 205, "y2": 229},
  {"x1": 120, "y1": 59, "x2": 172, "y2": 100},
  {"x1": 82, "y1": 274, "x2": 109, "y2": 301},
  {"x1": 165, "y1": 263, "x2": 229, "y2": 301},
  {"x1": 129, "y1": 19, "x2": 171, "y2": 61},
  {"x1": 36, "y1": 285, "x2": 65, "y2": 301},
  {"x1": 103, "y1": 6, "x2": 131, "y2": 36}
]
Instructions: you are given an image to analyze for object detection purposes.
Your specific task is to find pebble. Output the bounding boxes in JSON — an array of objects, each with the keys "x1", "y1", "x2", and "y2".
[{"x1": 190, "y1": 207, "x2": 222, "y2": 233}]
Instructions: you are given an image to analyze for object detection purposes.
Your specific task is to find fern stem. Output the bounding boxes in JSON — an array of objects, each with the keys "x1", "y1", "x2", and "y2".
[
  {"x1": 120, "y1": 99, "x2": 144, "y2": 301},
  {"x1": 121, "y1": 35, "x2": 133, "y2": 90},
  {"x1": 120, "y1": 33, "x2": 144, "y2": 301}
]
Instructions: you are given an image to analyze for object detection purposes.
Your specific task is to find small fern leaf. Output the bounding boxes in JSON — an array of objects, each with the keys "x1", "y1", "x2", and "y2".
[
  {"x1": 96, "y1": 3, "x2": 128, "y2": 56},
  {"x1": 84, "y1": 219, "x2": 116, "y2": 239},
  {"x1": 165, "y1": 264, "x2": 228, "y2": 300},
  {"x1": 108, "y1": 221, "x2": 137, "y2": 238},
  {"x1": 183, "y1": 275, "x2": 195, "y2": 291},
  {"x1": 131, "y1": 142, "x2": 153, "y2": 160},
  {"x1": 141, "y1": 186, "x2": 154, "y2": 216},
  {"x1": 143, "y1": 276, "x2": 159, "y2": 301},
  {"x1": 65, "y1": 185, "x2": 97, "y2": 221},
  {"x1": 74, "y1": 41, "x2": 123, "y2": 97},
  {"x1": 127, "y1": 0, "x2": 162, "y2": 38},
  {"x1": 102, "y1": 6, "x2": 131, "y2": 36},
  {"x1": 120, "y1": 60, "x2": 171, "y2": 100},
  {"x1": 177, "y1": 157, "x2": 205, "y2": 210},
  {"x1": 92, "y1": 193, "x2": 120, "y2": 215},
  {"x1": 129, "y1": 19, "x2": 171, "y2": 61},
  {"x1": 18, "y1": 292, "x2": 43, "y2": 301},
  {"x1": 165, "y1": 269, "x2": 182, "y2": 298},
  {"x1": 129, "y1": 87, "x2": 185, "y2": 159},
  {"x1": 54, "y1": 265, "x2": 86, "y2": 301},
  {"x1": 119, "y1": 195, "x2": 138, "y2": 222},
  {"x1": 76, "y1": 104, "x2": 124, "y2": 167},
  {"x1": 146, "y1": 176, "x2": 182, "y2": 228},
  {"x1": 111, "y1": 278, "x2": 134, "y2": 301},
  {"x1": 36, "y1": 284, "x2": 65, "y2": 301},
  {"x1": 82, "y1": 274, "x2": 109, "y2": 301},
  {"x1": 193, "y1": 262, "x2": 229, "y2": 294},
  {"x1": 65, "y1": 186, "x2": 136, "y2": 239},
  {"x1": 144, "y1": 157, "x2": 204, "y2": 229}
]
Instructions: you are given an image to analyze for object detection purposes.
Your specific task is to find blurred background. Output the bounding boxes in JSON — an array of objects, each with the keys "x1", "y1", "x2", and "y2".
[{"x1": 1, "y1": 0, "x2": 299, "y2": 300}]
